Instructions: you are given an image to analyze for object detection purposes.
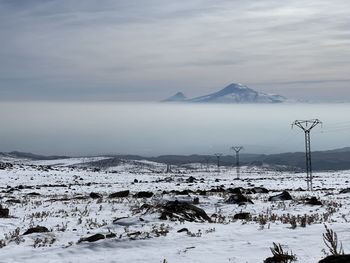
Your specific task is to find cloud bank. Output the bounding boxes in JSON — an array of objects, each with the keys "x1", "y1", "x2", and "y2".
[{"x1": 0, "y1": 0, "x2": 350, "y2": 101}]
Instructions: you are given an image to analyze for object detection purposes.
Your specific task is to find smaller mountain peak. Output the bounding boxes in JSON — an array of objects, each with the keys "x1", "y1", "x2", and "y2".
[
  {"x1": 162, "y1": 92, "x2": 187, "y2": 102},
  {"x1": 174, "y1": 92, "x2": 186, "y2": 97}
]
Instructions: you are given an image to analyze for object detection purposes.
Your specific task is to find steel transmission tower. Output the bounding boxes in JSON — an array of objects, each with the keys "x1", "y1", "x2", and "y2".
[
  {"x1": 231, "y1": 146, "x2": 243, "y2": 179},
  {"x1": 204, "y1": 157, "x2": 210, "y2": 172},
  {"x1": 292, "y1": 119, "x2": 322, "y2": 191},
  {"x1": 214, "y1": 153, "x2": 222, "y2": 172}
]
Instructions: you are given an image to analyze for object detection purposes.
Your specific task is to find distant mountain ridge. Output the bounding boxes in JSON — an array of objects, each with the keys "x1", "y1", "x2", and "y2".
[
  {"x1": 0, "y1": 151, "x2": 69, "y2": 160},
  {"x1": 2, "y1": 147, "x2": 350, "y2": 171},
  {"x1": 163, "y1": 83, "x2": 287, "y2": 103}
]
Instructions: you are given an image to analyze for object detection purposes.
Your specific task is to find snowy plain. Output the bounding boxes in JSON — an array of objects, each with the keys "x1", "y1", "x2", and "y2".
[{"x1": 0, "y1": 157, "x2": 350, "y2": 263}]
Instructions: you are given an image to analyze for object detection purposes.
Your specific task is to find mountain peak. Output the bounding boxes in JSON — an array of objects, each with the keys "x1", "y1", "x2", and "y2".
[
  {"x1": 218, "y1": 83, "x2": 251, "y2": 95},
  {"x1": 162, "y1": 92, "x2": 187, "y2": 102},
  {"x1": 162, "y1": 83, "x2": 287, "y2": 104}
]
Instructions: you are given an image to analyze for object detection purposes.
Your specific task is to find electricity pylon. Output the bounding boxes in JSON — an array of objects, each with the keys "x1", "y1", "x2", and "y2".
[
  {"x1": 292, "y1": 119, "x2": 322, "y2": 191},
  {"x1": 214, "y1": 153, "x2": 222, "y2": 172},
  {"x1": 231, "y1": 146, "x2": 243, "y2": 179}
]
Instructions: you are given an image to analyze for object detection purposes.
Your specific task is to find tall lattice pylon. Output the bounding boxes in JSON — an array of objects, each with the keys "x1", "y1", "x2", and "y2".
[
  {"x1": 292, "y1": 119, "x2": 322, "y2": 191},
  {"x1": 231, "y1": 146, "x2": 243, "y2": 179},
  {"x1": 204, "y1": 157, "x2": 210, "y2": 172},
  {"x1": 214, "y1": 153, "x2": 222, "y2": 172}
]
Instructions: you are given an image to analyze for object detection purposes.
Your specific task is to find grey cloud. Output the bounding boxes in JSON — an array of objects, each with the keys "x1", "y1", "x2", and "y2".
[
  {"x1": 0, "y1": 0, "x2": 350, "y2": 101},
  {"x1": 250, "y1": 79, "x2": 350, "y2": 86}
]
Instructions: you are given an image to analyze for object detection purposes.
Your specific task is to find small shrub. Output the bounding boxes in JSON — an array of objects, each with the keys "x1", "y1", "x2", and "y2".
[
  {"x1": 323, "y1": 224, "x2": 344, "y2": 256},
  {"x1": 264, "y1": 242, "x2": 297, "y2": 263}
]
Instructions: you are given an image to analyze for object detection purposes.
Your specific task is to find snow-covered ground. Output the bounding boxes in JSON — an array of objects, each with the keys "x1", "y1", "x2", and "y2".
[{"x1": 0, "y1": 158, "x2": 350, "y2": 263}]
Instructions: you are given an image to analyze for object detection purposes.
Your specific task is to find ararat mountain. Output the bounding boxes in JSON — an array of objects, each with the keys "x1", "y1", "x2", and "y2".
[{"x1": 163, "y1": 83, "x2": 287, "y2": 103}]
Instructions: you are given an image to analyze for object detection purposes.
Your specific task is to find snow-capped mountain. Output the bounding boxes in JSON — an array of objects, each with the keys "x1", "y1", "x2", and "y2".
[
  {"x1": 162, "y1": 92, "x2": 187, "y2": 102},
  {"x1": 189, "y1": 83, "x2": 287, "y2": 103},
  {"x1": 162, "y1": 83, "x2": 287, "y2": 104}
]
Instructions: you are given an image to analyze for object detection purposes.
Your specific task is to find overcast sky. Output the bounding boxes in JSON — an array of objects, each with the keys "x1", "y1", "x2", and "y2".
[{"x1": 1, "y1": 0, "x2": 350, "y2": 101}]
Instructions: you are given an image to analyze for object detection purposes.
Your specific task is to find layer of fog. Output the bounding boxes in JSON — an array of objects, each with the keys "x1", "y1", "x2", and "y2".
[{"x1": 0, "y1": 102, "x2": 349, "y2": 156}]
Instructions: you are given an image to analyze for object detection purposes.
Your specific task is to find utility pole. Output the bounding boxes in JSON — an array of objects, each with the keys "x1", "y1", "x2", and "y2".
[
  {"x1": 292, "y1": 119, "x2": 322, "y2": 191},
  {"x1": 214, "y1": 153, "x2": 222, "y2": 172},
  {"x1": 231, "y1": 146, "x2": 243, "y2": 179}
]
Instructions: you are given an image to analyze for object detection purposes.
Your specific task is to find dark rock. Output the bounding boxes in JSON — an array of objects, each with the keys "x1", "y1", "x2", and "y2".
[
  {"x1": 23, "y1": 226, "x2": 49, "y2": 235},
  {"x1": 74, "y1": 195, "x2": 88, "y2": 200},
  {"x1": 112, "y1": 216, "x2": 130, "y2": 224},
  {"x1": 339, "y1": 188, "x2": 350, "y2": 194},
  {"x1": 227, "y1": 187, "x2": 243, "y2": 194},
  {"x1": 319, "y1": 255, "x2": 350, "y2": 263},
  {"x1": 226, "y1": 193, "x2": 253, "y2": 205},
  {"x1": 245, "y1": 189, "x2": 253, "y2": 195},
  {"x1": 27, "y1": 192, "x2": 40, "y2": 196},
  {"x1": 78, "y1": 233, "x2": 105, "y2": 243},
  {"x1": 264, "y1": 254, "x2": 296, "y2": 263},
  {"x1": 176, "y1": 189, "x2": 193, "y2": 195},
  {"x1": 193, "y1": 197, "x2": 199, "y2": 204},
  {"x1": 177, "y1": 228, "x2": 189, "y2": 233},
  {"x1": 268, "y1": 191, "x2": 293, "y2": 201},
  {"x1": 0, "y1": 204, "x2": 9, "y2": 218},
  {"x1": 6, "y1": 188, "x2": 15, "y2": 193},
  {"x1": 134, "y1": 191, "x2": 153, "y2": 198},
  {"x1": 197, "y1": 190, "x2": 207, "y2": 196},
  {"x1": 0, "y1": 162, "x2": 13, "y2": 170},
  {"x1": 209, "y1": 187, "x2": 225, "y2": 193},
  {"x1": 5, "y1": 199, "x2": 21, "y2": 204},
  {"x1": 251, "y1": 187, "x2": 269, "y2": 194},
  {"x1": 105, "y1": 232, "x2": 117, "y2": 239},
  {"x1": 159, "y1": 200, "x2": 211, "y2": 222},
  {"x1": 233, "y1": 212, "x2": 251, "y2": 220},
  {"x1": 305, "y1": 197, "x2": 323, "y2": 206},
  {"x1": 109, "y1": 190, "x2": 130, "y2": 198},
  {"x1": 186, "y1": 176, "x2": 197, "y2": 183},
  {"x1": 134, "y1": 179, "x2": 139, "y2": 183},
  {"x1": 90, "y1": 192, "x2": 102, "y2": 199},
  {"x1": 164, "y1": 177, "x2": 173, "y2": 182}
]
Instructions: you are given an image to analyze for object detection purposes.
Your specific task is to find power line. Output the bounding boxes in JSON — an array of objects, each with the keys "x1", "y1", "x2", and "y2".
[{"x1": 292, "y1": 119, "x2": 322, "y2": 191}]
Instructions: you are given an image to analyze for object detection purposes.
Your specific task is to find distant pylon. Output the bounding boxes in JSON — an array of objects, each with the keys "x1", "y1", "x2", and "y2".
[
  {"x1": 204, "y1": 157, "x2": 210, "y2": 172},
  {"x1": 166, "y1": 163, "x2": 172, "y2": 173},
  {"x1": 292, "y1": 119, "x2": 322, "y2": 191},
  {"x1": 214, "y1": 153, "x2": 222, "y2": 172},
  {"x1": 231, "y1": 146, "x2": 243, "y2": 179}
]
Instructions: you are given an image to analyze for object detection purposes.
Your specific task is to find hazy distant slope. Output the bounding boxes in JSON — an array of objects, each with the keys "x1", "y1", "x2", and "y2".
[
  {"x1": 162, "y1": 92, "x2": 187, "y2": 102},
  {"x1": 0, "y1": 151, "x2": 69, "y2": 160}
]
